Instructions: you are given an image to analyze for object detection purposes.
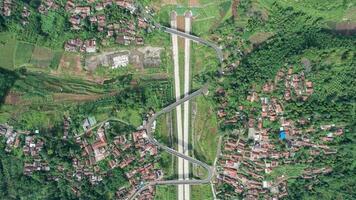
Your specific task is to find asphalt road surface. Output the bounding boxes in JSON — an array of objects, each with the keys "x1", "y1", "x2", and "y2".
[
  {"x1": 128, "y1": 86, "x2": 212, "y2": 200},
  {"x1": 183, "y1": 11, "x2": 192, "y2": 200},
  {"x1": 127, "y1": 5, "x2": 225, "y2": 199},
  {"x1": 159, "y1": 25, "x2": 224, "y2": 64},
  {"x1": 170, "y1": 11, "x2": 185, "y2": 200}
]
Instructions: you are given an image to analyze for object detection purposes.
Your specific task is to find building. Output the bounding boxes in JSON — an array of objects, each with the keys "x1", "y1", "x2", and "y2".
[{"x1": 82, "y1": 116, "x2": 97, "y2": 131}]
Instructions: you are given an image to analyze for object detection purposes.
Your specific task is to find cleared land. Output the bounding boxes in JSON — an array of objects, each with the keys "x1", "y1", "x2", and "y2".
[
  {"x1": 189, "y1": 0, "x2": 199, "y2": 7},
  {"x1": 192, "y1": 96, "x2": 218, "y2": 165},
  {"x1": 191, "y1": 185, "x2": 213, "y2": 200},
  {"x1": 30, "y1": 46, "x2": 55, "y2": 68},
  {"x1": 14, "y1": 42, "x2": 35, "y2": 67},
  {"x1": 0, "y1": 33, "x2": 17, "y2": 69},
  {"x1": 155, "y1": 185, "x2": 177, "y2": 200}
]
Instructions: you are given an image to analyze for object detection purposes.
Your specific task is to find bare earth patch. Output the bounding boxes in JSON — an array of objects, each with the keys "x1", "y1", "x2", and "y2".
[
  {"x1": 177, "y1": 15, "x2": 185, "y2": 47},
  {"x1": 249, "y1": 32, "x2": 274, "y2": 47},
  {"x1": 52, "y1": 91, "x2": 119, "y2": 102},
  {"x1": 58, "y1": 53, "x2": 83, "y2": 75},
  {"x1": 162, "y1": 0, "x2": 177, "y2": 5},
  {"x1": 4, "y1": 92, "x2": 22, "y2": 105},
  {"x1": 334, "y1": 22, "x2": 356, "y2": 35},
  {"x1": 189, "y1": 0, "x2": 199, "y2": 7},
  {"x1": 52, "y1": 93, "x2": 102, "y2": 102},
  {"x1": 30, "y1": 47, "x2": 54, "y2": 68}
]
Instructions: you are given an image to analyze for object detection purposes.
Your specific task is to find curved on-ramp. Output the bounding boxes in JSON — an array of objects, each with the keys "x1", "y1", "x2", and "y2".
[
  {"x1": 128, "y1": 7, "x2": 224, "y2": 199},
  {"x1": 128, "y1": 86, "x2": 213, "y2": 200}
]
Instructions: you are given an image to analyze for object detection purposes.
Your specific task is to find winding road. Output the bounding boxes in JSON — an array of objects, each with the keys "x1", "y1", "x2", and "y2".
[
  {"x1": 160, "y1": 25, "x2": 224, "y2": 64},
  {"x1": 128, "y1": 5, "x2": 224, "y2": 199},
  {"x1": 128, "y1": 86, "x2": 213, "y2": 200}
]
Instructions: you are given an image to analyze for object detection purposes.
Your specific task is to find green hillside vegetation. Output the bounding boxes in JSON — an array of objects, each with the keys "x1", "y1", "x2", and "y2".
[
  {"x1": 0, "y1": 33, "x2": 17, "y2": 69},
  {"x1": 192, "y1": 96, "x2": 218, "y2": 165},
  {"x1": 207, "y1": 0, "x2": 355, "y2": 199},
  {"x1": 14, "y1": 42, "x2": 35, "y2": 67},
  {"x1": 155, "y1": 185, "x2": 177, "y2": 200},
  {"x1": 0, "y1": 68, "x2": 18, "y2": 104}
]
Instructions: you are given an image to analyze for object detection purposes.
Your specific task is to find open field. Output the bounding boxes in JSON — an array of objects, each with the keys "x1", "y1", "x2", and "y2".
[
  {"x1": 30, "y1": 46, "x2": 55, "y2": 68},
  {"x1": 0, "y1": 33, "x2": 65, "y2": 70},
  {"x1": 116, "y1": 108, "x2": 143, "y2": 127},
  {"x1": 58, "y1": 52, "x2": 83, "y2": 75},
  {"x1": 191, "y1": 43, "x2": 219, "y2": 76},
  {"x1": 14, "y1": 42, "x2": 35, "y2": 67},
  {"x1": 0, "y1": 33, "x2": 17, "y2": 69},
  {"x1": 189, "y1": 0, "x2": 199, "y2": 7},
  {"x1": 192, "y1": 96, "x2": 218, "y2": 165},
  {"x1": 191, "y1": 184, "x2": 213, "y2": 200},
  {"x1": 267, "y1": 164, "x2": 307, "y2": 180},
  {"x1": 155, "y1": 185, "x2": 177, "y2": 200}
]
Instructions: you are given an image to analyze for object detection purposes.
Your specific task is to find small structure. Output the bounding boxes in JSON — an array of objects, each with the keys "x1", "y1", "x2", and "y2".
[
  {"x1": 83, "y1": 116, "x2": 97, "y2": 131},
  {"x1": 279, "y1": 127, "x2": 286, "y2": 140},
  {"x1": 109, "y1": 52, "x2": 129, "y2": 68}
]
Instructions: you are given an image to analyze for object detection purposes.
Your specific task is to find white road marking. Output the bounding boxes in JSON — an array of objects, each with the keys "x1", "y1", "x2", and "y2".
[
  {"x1": 183, "y1": 10, "x2": 192, "y2": 200},
  {"x1": 171, "y1": 11, "x2": 184, "y2": 200}
]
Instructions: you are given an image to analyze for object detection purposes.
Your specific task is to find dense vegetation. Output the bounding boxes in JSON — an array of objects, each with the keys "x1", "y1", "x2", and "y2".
[
  {"x1": 0, "y1": 68, "x2": 18, "y2": 104},
  {"x1": 2, "y1": 0, "x2": 139, "y2": 49},
  {"x1": 208, "y1": 1, "x2": 356, "y2": 199},
  {"x1": 0, "y1": 77, "x2": 172, "y2": 199},
  {"x1": 0, "y1": 0, "x2": 355, "y2": 199}
]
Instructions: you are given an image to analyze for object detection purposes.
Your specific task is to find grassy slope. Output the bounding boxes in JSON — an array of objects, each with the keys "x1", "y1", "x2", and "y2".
[
  {"x1": 191, "y1": 184, "x2": 213, "y2": 200},
  {"x1": 154, "y1": 0, "x2": 233, "y2": 37},
  {"x1": 0, "y1": 32, "x2": 17, "y2": 69},
  {"x1": 192, "y1": 96, "x2": 218, "y2": 165},
  {"x1": 155, "y1": 185, "x2": 177, "y2": 200}
]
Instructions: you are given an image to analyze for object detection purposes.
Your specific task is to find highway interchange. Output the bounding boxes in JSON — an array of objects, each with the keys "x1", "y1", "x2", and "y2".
[{"x1": 128, "y1": 8, "x2": 223, "y2": 200}]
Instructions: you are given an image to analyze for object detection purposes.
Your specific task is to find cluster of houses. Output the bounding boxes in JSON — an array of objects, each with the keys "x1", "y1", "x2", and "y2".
[
  {"x1": 2, "y1": 0, "x2": 12, "y2": 16},
  {"x1": 24, "y1": 160, "x2": 50, "y2": 175},
  {"x1": 215, "y1": 66, "x2": 340, "y2": 199},
  {"x1": 110, "y1": 127, "x2": 162, "y2": 199},
  {"x1": 217, "y1": 138, "x2": 289, "y2": 199},
  {"x1": 70, "y1": 156, "x2": 105, "y2": 185},
  {"x1": 69, "y1": 114, "x2": 161, "y2": 199},
  {"x1": 0, "y1": 124, "x2": 50, "y2": 176},
  {"x1": 280, "y1": 67, "x2": 314, "y2": 101},
  {"x1": 0, "y1": 124, "x2": 20, "y2": 152},
  {"x1": 22, "y1": 135, "x2": 50, "y2": 175},
  {"x1": 217, "y1": 131, "x2": 337, "y2": 199},
  {"x1": 64, "y1": 0, "x2": 148, "y2": 52},
  {"x1": 319, "y1": 124, "x2": 344, "y2": 142},
  {"x1": 112, "y1": 129, "x2": 162, "y2": 199},
  {"x1": 38, "y1": 0, "x2": 59, "y2": 14},
  {"x1": 21, "y1": 6, "x2": 31, "y2": 25},
  {"x1": 64, "y1": 38, "x2": 97, "y2": 53}
]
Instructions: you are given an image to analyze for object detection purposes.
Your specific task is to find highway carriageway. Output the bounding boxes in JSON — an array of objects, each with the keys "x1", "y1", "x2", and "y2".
[
  {"x1": 128, "y1": 85, "x2": 213, "y2": 200},
  {"x1": 158, "y1": 25, "x2": 224, "y2": 64}
]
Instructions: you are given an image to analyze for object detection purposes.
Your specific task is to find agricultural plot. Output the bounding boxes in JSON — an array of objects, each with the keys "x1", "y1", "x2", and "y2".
[
  {"x1": 14, "y1": 42, "x2": 35, "y2": 67},
  {"x1": 30, "y1": 46, "x2": 55, "y2": 68},
  {"x1": 50, "y1": 51, "x2": 63, "y2": 70},
  {"x1": 0, "y1": 33, "x2": 17, "y2": 69}
]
